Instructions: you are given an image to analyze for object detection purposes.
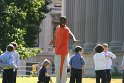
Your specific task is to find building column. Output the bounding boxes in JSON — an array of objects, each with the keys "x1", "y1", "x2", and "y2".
[
  {"x1": 66, "y1": 0, "x2": 75, "y2": 45},
  {"x1": 61, "y1": 0, "x2": 66, "y2": 16},
  {"x1": 83, "y1": 0, "x2": 99, "y2": 52},
  {"x1": 74, "y1": 0, "x2": 86, "y2": 45},
  {"x1": 39, "y1": 14, "x2": 52, "y2": 53},
  {"x1": 97, "y1": 0, "x2": 113, "y2": 44},
  {"x1": 110, "y1": 0, "x2": 124, "y2": 51}
]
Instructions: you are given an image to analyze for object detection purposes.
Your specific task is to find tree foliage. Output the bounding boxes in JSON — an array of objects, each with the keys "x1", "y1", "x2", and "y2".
[
  {"x1": 17, "y1": 47, "x2": 41, "y2": 59},
  {"x1": 0, "y1": 0, "x2": 52, "y2": 58}
]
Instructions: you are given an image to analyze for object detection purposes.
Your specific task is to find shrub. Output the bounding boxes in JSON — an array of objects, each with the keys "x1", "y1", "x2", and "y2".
[{"x1": 17, "y1": 45, "x2": 42, "y2": 59}]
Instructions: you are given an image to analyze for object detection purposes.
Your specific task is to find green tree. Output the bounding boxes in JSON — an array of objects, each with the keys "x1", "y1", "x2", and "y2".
[{"x1": 0, "y1": 0, "x2": 52, "y2": 58}]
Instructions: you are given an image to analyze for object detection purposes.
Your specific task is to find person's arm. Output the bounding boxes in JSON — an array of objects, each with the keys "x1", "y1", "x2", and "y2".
[
  {"x1": 82, "y1": 65, "x2": 85, "y2": 75},
  {"x1": 0, "y1": 55, "x2": 7, "y2": 69},
  {"x1": 109, "y1": 52, "x2": 116, "y2": 59},
  {"x1": 49, "y1": 39, "x2": 55, "y2": 46},
  {"x1": 49, "y1": 27, "x2": 57, "y2": 46},
  {"x1": 44, "y1": 68, "x2": 49, "y2": 76},
  {"x1": 69, "y1": 29, "x2": 80, "y2": 46},
  {"x1": 81, "y1": 56, "x2": 86, "y2": 75},
  {"x1": 16, "y1": 52, "x2": 20, "y2": 69},
  {"x1": 69, "y1": 30, "x2": 77, "y2": 42},
  {"x1": 49, "y1": 33, "x2": 56, "y2": 46},
  {"x1": 45, "y1": 73, "x2": 49, "y2": 76},
  {"x1": 0, "y1": 56, "x2": 2, "y2": 68},
  {"x1": 0, "y1": 56, "x2": 6, "y2": 69}
]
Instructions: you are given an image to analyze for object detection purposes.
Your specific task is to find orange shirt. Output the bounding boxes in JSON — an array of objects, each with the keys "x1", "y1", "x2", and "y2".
[{"x1": 54, "y1": 25, "x2": 70, "y2": 56}]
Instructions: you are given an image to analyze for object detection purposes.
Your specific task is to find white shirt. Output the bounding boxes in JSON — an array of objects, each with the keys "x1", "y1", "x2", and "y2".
[
  {"x1": 93, "y1": 53, "x2": 106, "y2": 70},
  {"x1": 12, "y1": 51, "x2": 20, "y2": 68},
  {"x1": 102, "y1": 51, "x2": 116, "y2": 69}
]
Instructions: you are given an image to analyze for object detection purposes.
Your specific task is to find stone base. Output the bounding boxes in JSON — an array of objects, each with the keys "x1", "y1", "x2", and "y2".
[
  {"x1": 110, "y1": 41, "x2": 123, "y2": 52},
  {"x1": 83, "y1": 52, "x2": 95, "y2": 77},
  {"x1": 83, "y1": 43, "x2": 96, "y2": 52},
  {"x1": 25, "y1": 52, "x2": 55, "y2": 64}
]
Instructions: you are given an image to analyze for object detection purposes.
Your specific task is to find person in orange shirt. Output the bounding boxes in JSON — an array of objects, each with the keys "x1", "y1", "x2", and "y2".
[{"x1": 49, "y1": 16, "x2": 78, "y2": 83}]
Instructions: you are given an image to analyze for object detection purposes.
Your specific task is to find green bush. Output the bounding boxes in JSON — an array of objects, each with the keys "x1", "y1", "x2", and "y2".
[{"x1": 17, "y1": 45, "x2": 42, "y2": 59}]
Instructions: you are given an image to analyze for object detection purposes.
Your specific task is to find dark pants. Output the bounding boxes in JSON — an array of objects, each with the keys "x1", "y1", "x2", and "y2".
[
  {"x1": 106, "y1": 69, "x2": 111, "y2": 83},
  {"x1": 95, "y1": 70, "x2": 107, "y2": 83},
  {"x1": 2, "y1": 69, "x2": 14, "y2": 83},
  {"x1": 13, "y1": 69, "x2": 17, "y2": 83},
  {"x1": 70, "y1": 68, "x2": 82, "y2": 83},
  {"x1": 38, "y1": 76, "x2": 51, "y2": 83}
]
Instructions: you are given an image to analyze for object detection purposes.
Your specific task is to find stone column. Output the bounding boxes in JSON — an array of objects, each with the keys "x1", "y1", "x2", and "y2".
[
  {"x1": 39, "y1": 20, "x2": 45, "y2": 49},
  {"x1": 66, "y1": 0, "x2": 75, "y2": 45},
  {"x1": 83, "y1": 0, "x2": 99, "y2": 52},
  {"x1": 97, "y1": 0, "x2": 113, "y2": 44},
  {"x1": 74, "y1": 0, "x2": 86, "y2": 45},
  {"x1": 61, "y1": 0, "x2": 66, "y2": 16},
  {"x1": 110, "y1": 0, "x2": 124, "y2": 51},
  {"x1": 39, "y1": 14, "x2": 52, "y2": 53}
]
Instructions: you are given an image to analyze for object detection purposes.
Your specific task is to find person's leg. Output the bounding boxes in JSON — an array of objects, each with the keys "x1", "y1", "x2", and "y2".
[
  {"x1": 60, "y1": 55, "x2": 67, "y2": 83},
  {"x1": 100, "y1": 70, "x2": 107, "y2": 83},
  {"x1": 8, "y1": 69, "x2": 14, "y2": 83},
  {"x1": 95, "y1": 70, "x2": 100, "y2": 83},
  {"x1": 70, "y1": 68, "x2": 76, "y2": 83},
  {"x1": 76, "y1": 69, "x2": 82, "y2": 83},
  {"x1": 3, "y1": 69, "x2": 14, "y2": 83},
  {"x1": 44, "y1": 76, "x2": 51, "y2": 83},
  {"x1": 106, "y1": 69, "x2": 111, "y2": 83},
  {"x1": 2, "y1": 70, "x2": 7, "y2": 83},
  {"x1": 54, "y1": 55, "x2": 61, "y2": 83},
  {"x1": 13, "y1": 69, "x2": 17, "y2": 83}
]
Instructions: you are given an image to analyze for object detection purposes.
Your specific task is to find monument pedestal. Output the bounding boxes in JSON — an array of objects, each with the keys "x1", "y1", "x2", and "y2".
[{"x1": 110, "y1": 41, "x2": 123, "y2": 52}]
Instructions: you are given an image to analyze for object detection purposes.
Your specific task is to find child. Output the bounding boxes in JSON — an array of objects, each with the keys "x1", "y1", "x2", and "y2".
[
  {"x1": 102, "y1": 43, "x2": 116, "y2": 83},
  {"x1": 93, "y1": 44, "x2": 107, "y2": 83},
  {"x1": 0, "y1": 44, "x2": 17, "y2": 83},
  {"x1": 69, "y1": 46, "x2": 85, "y2": 83},
  {"x1": 38, "y1": 59, "x2": 52, "y2": 83},
  {"x1": 11, "y1": 42, "x2": 20, "y2": 83}
]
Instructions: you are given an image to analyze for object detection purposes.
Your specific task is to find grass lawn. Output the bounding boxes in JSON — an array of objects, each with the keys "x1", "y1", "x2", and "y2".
[{"x1": 0, "y1": 77, "x2": 122, "y2": 83}]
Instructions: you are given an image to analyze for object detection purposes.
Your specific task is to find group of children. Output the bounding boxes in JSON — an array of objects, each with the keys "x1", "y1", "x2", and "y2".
[
  {"x1": 0, "y1": 42, "x2": 20, "y2": 83},
  {"x1": 38, "y1": 43, "x2": 116, "y2": 83},
  {"x1": 94, "y1": 43, "x2": 116, "y2": 83},
  {"x1": 0, "y1": 42, "x2": 116, "y2": 83}
]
